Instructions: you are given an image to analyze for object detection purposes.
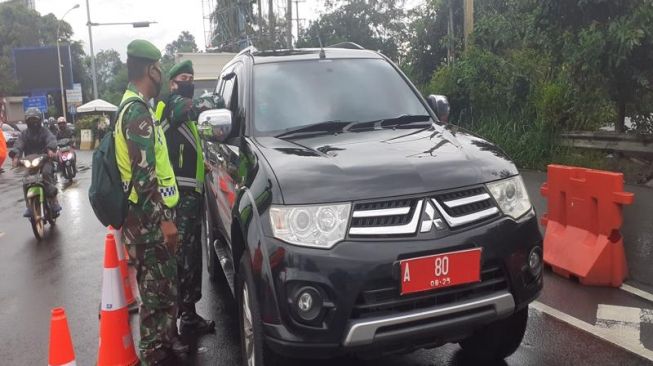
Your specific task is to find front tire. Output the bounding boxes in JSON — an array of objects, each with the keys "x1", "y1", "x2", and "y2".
[
  {"x1": 203, "y1": 198, "x2": 220, "y2": 281},
  {"x1": 29, "y1": 198, "x2": 44, "y2": 240},
  {"x1": 459, "y1": 305, "x2": 529, "y2": 362},
  {"x1": 237, "y1": 255, "x2": 281, "y2": 366}
]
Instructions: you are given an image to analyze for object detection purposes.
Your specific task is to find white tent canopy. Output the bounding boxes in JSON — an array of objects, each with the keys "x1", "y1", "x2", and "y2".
[{"x1": 76, "y1": 99, "x2": 118, "y2": 113}]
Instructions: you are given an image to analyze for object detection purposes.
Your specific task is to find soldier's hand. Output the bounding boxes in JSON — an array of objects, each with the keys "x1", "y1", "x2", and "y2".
[
  {"x1": 12, "y1": 157, "x2": 19, "y2": 168},
  {"x1": 161, "y1": 220, "x2": 178, "y2": 253}
]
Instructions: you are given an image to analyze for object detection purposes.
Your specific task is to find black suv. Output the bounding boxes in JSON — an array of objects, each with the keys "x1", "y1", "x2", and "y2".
[{"x1": 199, "y1": 43, "x2": 543, "y2": 365}]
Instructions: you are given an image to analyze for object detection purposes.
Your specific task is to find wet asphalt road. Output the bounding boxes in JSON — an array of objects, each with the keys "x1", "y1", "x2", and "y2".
[{"x1": 0, "y1": 151, "x2": 651, "y2": 365}]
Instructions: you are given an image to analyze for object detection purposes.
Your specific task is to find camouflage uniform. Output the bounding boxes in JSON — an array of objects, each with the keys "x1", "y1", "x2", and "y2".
[
  {"x1": 120, "y1": 83, "x2": 178, "y2": 364},
  {"x1": 161, "y1": 93, "x2": 223, "y2": 312}
]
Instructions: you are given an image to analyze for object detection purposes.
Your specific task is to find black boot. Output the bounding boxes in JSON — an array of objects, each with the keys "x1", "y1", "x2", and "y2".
[{"x1": 180, "y1": 303, "x2": 215, "y2": 335}]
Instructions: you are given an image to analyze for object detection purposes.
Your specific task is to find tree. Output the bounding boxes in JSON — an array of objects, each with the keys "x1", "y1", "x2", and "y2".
[
  {"x1": 537, "y1": 0, "x2": 653, "y2": 132},
  {"x1": 296, "y1": 0, "x2": 407, "y2": 61},
  {"x1": 403, "y1": 0, "x2": 464, "y2": 87},
  {"x1": 94, "y1": 50, "x2": 123, "y2": 94},
  {"x1": 162, "y1": 31, "x2": 199, "y2": 71}
]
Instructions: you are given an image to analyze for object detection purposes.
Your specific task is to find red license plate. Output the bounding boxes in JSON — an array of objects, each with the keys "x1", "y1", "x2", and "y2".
[{"x1": 399, "y1": 248, "x2": 482, "y2": 295}]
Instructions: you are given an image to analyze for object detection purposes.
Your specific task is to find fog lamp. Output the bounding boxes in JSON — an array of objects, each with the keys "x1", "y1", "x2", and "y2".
[
  {"x1": 528, "y1": 247, "x2": 543, "y2": 276},
  {"x1": 295, "y1": 287, "x2": 323, "y2": 322}
]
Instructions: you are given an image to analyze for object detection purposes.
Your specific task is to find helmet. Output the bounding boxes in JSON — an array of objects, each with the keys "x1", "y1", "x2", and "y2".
[
  {"x1": 25, "y1": 107, "x2": 42, "y2": 122},
  {"x1": 57, "y1": 117, "x2": 67, "y2": 125}
]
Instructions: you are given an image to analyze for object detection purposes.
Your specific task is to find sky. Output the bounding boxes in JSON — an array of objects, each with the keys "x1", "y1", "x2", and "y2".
[{"x1": 35, "y1": 0, "x2": 422, "y2": 59}]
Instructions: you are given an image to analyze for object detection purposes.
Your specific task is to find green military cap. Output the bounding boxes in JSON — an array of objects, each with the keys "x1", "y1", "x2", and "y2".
[
  {"x1": 127, "y1": 39, "x2": 161, "y2": 61},
  {"x1": 168, "y1": 60, "x2": 194, "y2": 80}
]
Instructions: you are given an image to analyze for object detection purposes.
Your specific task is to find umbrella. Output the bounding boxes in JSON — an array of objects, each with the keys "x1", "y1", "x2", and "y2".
[{"x1": 76, "y1": 99, "x2": 118, "y2": 113}]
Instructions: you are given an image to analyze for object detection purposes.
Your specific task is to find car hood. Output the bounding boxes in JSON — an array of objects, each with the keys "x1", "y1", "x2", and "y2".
[{"x1": 255, "y1": 125, "x2": 518, "y2": 204}]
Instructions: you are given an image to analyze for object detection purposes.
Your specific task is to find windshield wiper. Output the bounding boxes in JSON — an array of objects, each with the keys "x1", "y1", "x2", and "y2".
[
  {"x1": 275, "y1": 120, "x2": 354, "y2": 139},
  {"x1": 376, "y1": 114, "x2": 431, "y2": 127}
]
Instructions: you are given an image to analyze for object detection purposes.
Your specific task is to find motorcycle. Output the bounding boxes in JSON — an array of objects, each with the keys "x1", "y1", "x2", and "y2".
[
  {"x1": 20, "y1": 154, "x2": 57, "y2": 240},
  {"x1": 56, "y1": 138, "x2": 77, "y2": 182}
]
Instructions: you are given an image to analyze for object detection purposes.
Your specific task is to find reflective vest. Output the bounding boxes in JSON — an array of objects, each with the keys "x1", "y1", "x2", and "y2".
[
  {"x1": 115, "y1": 90, "x2": 179, "y2": 208},
  {"x1": 156, "y1": 101, "x2": 205, "y2": 193}
]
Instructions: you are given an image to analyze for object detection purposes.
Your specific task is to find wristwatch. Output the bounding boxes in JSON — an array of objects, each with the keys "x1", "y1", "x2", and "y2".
[{"x1": 162, "y1": 208, "x2": 173, "y2": 221}]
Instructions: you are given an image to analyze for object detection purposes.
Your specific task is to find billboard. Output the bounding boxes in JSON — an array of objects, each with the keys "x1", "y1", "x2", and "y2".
[{"x1": 12, "y1": 45, "x2": 74, "y2": 93}]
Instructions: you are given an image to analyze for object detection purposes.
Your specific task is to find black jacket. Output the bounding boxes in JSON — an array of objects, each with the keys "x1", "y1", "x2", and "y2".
[{"x1": 10, "y1": 126, "x2": 57, "y2": 158}]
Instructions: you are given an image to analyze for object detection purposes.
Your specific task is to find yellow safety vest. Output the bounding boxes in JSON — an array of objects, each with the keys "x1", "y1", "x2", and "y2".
[
  {"x1": 115, "y1": 90, "x2": 179, "y2": 208},
  {"x1": 156, "y1": 101, "x2": 205, "y2": 193}
]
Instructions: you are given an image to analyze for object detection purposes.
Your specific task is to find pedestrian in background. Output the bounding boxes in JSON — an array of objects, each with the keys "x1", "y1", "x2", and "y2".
[
  {"x1": 114, "y1": 39, "x2": 187, "y2": 365},
  {"x1": 157, "y1": 60, "x2": 224, "y2": 337},
  {"x1": 0, "y1": 121, "x2": 6, "y2": 173}
]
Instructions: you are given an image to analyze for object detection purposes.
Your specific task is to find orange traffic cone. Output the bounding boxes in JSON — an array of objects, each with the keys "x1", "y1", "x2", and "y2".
[
  {"x1": 109, "y1": 226, "x2": 138, "y2": 313},
  {"x1": 48, "y1": 307, "x2": 76, "y2": 366},
  {"x1": 97, "y1": 232, "x2": 139, "y2": 366}
]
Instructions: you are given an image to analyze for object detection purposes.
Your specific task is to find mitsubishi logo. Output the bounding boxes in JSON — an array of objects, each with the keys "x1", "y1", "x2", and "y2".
[{"x1": 420, "y1": 199, "x2": 446, "y2": 233}]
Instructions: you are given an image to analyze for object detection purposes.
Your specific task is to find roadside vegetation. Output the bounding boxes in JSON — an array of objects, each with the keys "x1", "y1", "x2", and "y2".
[{"x1": 299, "y1": 0, "x2": 653, "y2": 177}]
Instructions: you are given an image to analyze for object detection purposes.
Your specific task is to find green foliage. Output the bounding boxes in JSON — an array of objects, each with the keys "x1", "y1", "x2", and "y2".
[{"x1": 296, "y1": 0, "x2": 406, "y2": 61}]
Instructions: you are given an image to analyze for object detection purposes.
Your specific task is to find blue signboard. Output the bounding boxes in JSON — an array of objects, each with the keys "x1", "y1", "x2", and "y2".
[{"x1": 23, "y1": 96, "x2": 48, "y2": 113}]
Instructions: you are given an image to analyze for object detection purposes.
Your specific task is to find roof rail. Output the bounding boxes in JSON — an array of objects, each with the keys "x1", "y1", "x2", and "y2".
[
  {"x1": 326, "y1": 42, "x2": 366, "y2": 50},
  {"x1": 237, "y1": 45, "x2": 258, "y2": 56}
]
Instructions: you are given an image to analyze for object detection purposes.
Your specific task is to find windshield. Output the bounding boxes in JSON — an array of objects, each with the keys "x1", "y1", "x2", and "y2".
[{"x1": 253, "y1": 58, "x2": 431, "y2": 134}]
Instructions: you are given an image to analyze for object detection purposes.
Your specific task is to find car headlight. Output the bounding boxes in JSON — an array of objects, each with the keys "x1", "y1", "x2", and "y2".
[
  {"x1": 486, "y1": 175, "x2": 532, "y2": 219},
  {"x1": 269, "y1": 203, "x2": 351, "y2": 249},
  {"x1": 22, "y1": 160, "x2": 32, "y2": 168}
]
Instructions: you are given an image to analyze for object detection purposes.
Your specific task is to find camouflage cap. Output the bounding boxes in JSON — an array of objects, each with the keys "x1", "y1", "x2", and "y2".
[
  {"x1": 168, "y1": 60, "x2": 194, "y2": 80},
  {"x1": 24, "y1": 107, "x2": 42, "y2": 121},
  {"x1": 127, "y1": 39, "x2": 161, "y2": 61}
]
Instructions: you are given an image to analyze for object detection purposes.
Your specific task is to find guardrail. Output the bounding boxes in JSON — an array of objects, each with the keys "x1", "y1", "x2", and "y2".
[{"x1": 560, "y1": 132, "x2": 653, "y2": 155}]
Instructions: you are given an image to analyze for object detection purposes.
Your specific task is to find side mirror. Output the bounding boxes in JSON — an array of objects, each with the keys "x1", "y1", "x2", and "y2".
[
  {"x1": 198, "y1": 109, "x2": 232, "y2": 143},
  {"x1": 427, "y1": 95, "x2": 450, "y2": 124}
]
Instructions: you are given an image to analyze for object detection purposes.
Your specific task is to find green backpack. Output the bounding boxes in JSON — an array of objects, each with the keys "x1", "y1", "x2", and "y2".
[{"x1": 88, "y1": 99, "x2": 140, "y2": 229}]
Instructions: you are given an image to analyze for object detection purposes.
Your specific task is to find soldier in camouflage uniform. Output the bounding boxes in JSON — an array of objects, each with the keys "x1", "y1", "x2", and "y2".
[
  {"x1": 158, "y1": 60, "x2": 224, "y2": 335},
  {"x1": 117, "y1": 40, "x2": 188, "y2": 365}
]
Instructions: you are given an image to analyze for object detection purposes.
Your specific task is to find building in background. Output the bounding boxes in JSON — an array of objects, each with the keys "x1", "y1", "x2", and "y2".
[{"x1": 175, "y1": 52, "x2": 237, "y2": 96}]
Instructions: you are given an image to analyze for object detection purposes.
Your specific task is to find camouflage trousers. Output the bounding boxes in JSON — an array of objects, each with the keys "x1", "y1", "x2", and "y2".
[
  {"x1": 127, "y1": 242, "x2": 178, "y2": 365},
  {"x1": 175, "y1": 190, "x2": 203, "y2": 309}
]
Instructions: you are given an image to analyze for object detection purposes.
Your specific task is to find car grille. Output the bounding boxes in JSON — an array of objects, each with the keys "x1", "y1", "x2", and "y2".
[
  {"x1": 348, "y1": 186, "x2": 499, "y2": 237},
  {"x1": 351, "y1": 264, "x2": 508, "y2": 319}
]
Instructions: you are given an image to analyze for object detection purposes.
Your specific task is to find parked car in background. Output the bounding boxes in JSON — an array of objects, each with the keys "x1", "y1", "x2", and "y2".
[{"x1": 2, "y1": 123, "x2": 20, "y2": 147}]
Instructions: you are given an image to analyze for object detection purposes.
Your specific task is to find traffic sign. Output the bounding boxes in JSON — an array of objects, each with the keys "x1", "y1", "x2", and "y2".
[{"x1": 23, "y1": 96, "x2": 48, "y2": 113}]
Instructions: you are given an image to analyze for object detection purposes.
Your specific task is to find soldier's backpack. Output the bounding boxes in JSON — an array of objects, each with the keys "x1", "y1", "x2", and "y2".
[{"x1": 88, "y1": 99, "x2": 139, "y2": 229}]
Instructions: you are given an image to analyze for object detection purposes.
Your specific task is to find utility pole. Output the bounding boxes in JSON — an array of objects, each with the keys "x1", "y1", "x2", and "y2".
[
  {"x1": 257, "y1": 0, "x2": 263, "y2": 37},
  {"x1": 293, "y1": 0, "x2": 305, "y2": 42},
  {"x1": 268, "y1": 0, "x2": 275, "y2": 43},
  {"x1": 286, "y1": 0, "x2": 293, "y2": 47},
  {"x1": 447, "y1": 1, "x2": 454, "y2": 63},
  {"x1": 463, "y1": 0, "x2": 474, "y2": 49},
  {"x1": 86, "y1": 0, "x2": 98, "y2": 100}
]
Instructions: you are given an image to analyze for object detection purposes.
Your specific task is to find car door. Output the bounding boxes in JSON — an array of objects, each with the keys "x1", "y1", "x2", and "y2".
[{"x1": 205, "y1": 62, "x2": 242, "y2": 245}]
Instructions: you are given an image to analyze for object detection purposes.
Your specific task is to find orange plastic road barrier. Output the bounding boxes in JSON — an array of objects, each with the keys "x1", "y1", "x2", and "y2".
[
  {"x1": 109, "y1": 226, "x2": 138, "y2": 312},
  {"x1": 97, "y1": 233, "x2": 139, "y2": 366},
  {"x1": 48, "y1": 307, "x2": 76, "y2": 366},
  {"x1": 540, "y1": 164, "x2": 634, "y2": 287}
]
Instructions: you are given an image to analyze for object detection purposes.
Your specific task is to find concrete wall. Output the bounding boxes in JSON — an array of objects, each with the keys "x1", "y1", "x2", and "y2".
[
  {"x1": 5, "y1": 96, "x2": 26, "y2": 123},
  {"x1": 522, "y1": 170, "x2": 653, "y2": 289}
]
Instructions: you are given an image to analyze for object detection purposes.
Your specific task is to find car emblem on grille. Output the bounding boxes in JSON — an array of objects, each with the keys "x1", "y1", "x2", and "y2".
[{"x1": 420, "y1": 199, "x2": 446, "y2": 233}]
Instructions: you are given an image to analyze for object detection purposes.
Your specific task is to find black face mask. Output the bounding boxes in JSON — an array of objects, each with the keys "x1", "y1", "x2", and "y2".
[
  {"x1": 149, "y1": 66, "x2": 162, "y2": 97},
  {"x1": 27, "y1": 120, "x2": 41, "y2": 131},
  {"x1": 174, "y1": 80, "x2": 195, "y2": 99}
]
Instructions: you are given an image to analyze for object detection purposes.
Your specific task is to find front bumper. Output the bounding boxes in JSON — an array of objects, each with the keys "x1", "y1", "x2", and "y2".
[{"x1": 257, "y1": 210, "x2": 542, "y2": 358}]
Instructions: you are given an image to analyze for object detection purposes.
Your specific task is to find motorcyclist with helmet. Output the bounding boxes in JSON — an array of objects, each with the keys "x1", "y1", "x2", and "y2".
[
  {"x1": 9, "y1": 107, "x2": 62, "y2": 216},
  {"x1": 56, "y1": 117, "x2": 75, "y2": 142}
]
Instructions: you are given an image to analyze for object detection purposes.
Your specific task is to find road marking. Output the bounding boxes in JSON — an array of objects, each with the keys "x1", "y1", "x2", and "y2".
[
  {"x1": 621, "y1": 283, "x2": 653, "y2": 304},
  {"x1": 531, "y1": 301, "x2": 653, "y2": 362},
  {"x1": 596, "y1": 304, "x2": 643, "y2": 346}
]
